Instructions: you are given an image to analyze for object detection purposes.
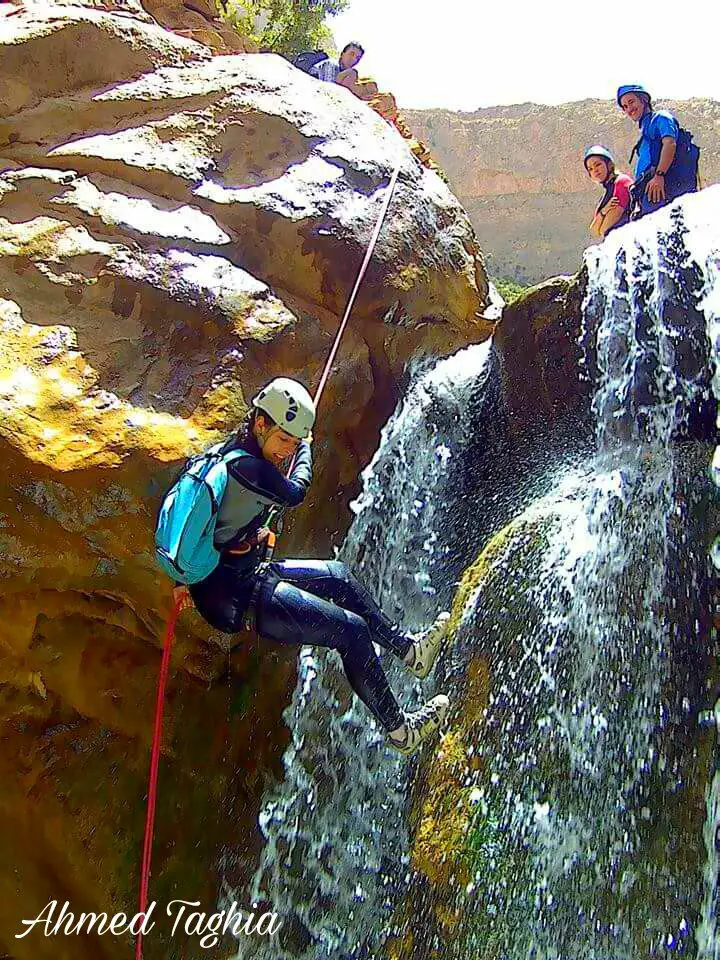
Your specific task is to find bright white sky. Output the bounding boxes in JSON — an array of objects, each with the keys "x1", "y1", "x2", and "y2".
[{"x1": 331, "y1": 0, "x2": 720, "y2": 110}]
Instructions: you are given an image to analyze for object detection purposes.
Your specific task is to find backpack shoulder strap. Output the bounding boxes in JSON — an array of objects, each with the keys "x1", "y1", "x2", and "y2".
[
  {"x1": 223, "y1": 449, "x2": 251, "y2": 466},
  {"x1": 630, "y1": 111, "x2": 664, "y2": 162},
  {"x1": 596, "y1": 175, "x2": 616, "y2": 214},
  {"x1": 187, "y1": 438, "x2": 250, "y2": 472},
  {"x1": 634, "y1": 110, "x2": 680, "y2": 166}
]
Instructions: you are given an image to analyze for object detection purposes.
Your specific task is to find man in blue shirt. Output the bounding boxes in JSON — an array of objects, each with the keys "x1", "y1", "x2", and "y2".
[{"x1": 617, "y1": 84, "x2": 698, "y2": 218}]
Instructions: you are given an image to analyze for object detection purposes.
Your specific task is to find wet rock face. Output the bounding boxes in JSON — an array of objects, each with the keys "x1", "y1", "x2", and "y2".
[
  {"x1": 397, "y1": 452, "x2": 718, "y2": 960},
  {"x1": 394, "y1": 189, "x2": 720, "y2": 960},
  {"x1": 495, "y1": 274, "x2": 589, "y2": 433},
  {"x1": 0, "y1": 7, "x2": 491, "y2": 957},
  {"x1": 581, "y1": 199, "x2": 718, "y2": 445},
  {"x1": 497, "y1": 189, "x2": 719, "y2": 447}
]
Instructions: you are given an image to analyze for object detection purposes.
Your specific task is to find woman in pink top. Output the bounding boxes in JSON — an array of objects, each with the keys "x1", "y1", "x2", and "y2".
[{"x1": 584, "y1": 145, "x2": 635, "y2": 238}]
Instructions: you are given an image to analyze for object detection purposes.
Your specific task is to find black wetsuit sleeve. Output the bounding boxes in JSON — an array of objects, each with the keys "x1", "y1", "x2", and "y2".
[{"x1": 227, "y1": 441, "x2": 312, "y2": 507}]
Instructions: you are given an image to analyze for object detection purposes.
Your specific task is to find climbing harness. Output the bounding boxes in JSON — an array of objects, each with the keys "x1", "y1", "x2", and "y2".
[
  {"x1": 224, "y1": 526, "x2": 272, "y2": 556},
  {"x1": 135, "y1": 159, "x2": 402, "y2": 959}
]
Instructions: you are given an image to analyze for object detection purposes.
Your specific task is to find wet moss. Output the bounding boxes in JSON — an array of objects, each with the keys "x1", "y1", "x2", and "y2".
[
  {"x1": 406, "y1": 509, "x2": 552, "y2": 956},
  {"x1": 404, "y1": 453, "x2": 719, "y2": 960}
]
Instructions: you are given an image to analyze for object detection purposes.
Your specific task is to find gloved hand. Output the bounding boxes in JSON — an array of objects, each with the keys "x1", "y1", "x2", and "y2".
[{"x1": 172, "y1": 585, "x2": 193, "y2": 612}]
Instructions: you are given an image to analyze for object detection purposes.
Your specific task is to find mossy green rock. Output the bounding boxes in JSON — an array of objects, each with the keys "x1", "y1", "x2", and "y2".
[{"x1": 399, "y1": 450, "x2": 717, "y2": 960}]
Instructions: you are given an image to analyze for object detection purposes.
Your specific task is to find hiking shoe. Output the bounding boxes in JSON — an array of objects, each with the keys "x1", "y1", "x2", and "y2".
[
  {"x1": 403, "y1": 611, "x2": 451, "y2": 679},
  {"x1": 387, "y1": 694, "x2": 450, "y2": 757}
]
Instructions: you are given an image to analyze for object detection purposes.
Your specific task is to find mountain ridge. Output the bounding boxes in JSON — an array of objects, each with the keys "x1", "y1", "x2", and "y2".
[{"x1": 405, "y1": 97, "x2": 720, "y2": 281}]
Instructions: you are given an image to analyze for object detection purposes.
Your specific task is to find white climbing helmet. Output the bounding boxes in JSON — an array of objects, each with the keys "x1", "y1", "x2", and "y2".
[{"x1": 252, "y1": 377, "x2": 315, "y2": 440}]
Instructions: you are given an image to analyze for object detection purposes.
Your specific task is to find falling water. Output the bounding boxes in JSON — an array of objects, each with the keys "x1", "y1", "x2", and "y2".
[
  {"x1": 697, "y1": 699, "x2": 720, "y2": 960},
  {"x1": 228, "y1": 341, "x2": 503, "y2": 959},
  {"x1": 687, "y1": 186, "x2": 720, "y2": 960},
  {"x1": 442, "y1": 187, "x2": 719, "y2": 960},
  {"x1": 225, "y1": 187, "x2": 719, "y2": 960}
]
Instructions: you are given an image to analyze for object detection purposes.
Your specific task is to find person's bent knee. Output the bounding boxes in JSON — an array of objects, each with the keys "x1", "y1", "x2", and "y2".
[
  {"x1": 340, "y1": 609, "x2": 374, "y2": 655},
  {"x1": 326, "y1": 559, "x2": 351, "y2": 581}
]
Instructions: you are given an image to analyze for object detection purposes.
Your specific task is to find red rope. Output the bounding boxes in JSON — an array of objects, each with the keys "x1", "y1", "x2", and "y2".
[{"x1": 135, "y1": 596, "x2": 182, "y2": 960}]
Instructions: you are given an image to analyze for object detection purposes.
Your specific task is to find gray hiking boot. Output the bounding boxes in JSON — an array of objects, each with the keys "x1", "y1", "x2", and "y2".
[
  {"x1": 387, "y1": 694, "x2": 450, "y2": 757},
  {"x1": 403, "y1": 611, "x2": 451, "y2": 679}
]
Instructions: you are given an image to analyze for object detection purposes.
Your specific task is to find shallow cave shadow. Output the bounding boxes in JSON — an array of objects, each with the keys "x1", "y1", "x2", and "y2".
[
  {"x1": 0, "y1": 175, "x2": 239, "y2": 257},
  {"x1": 0, "y1": 263, "x2": 264, "y2": 418},
  {"x1": 40, "y1": 99, "x2": 324, "y2": 195},
  {"x1": 319, "y1": 154, "x2": 395, "y2": 197},
  {"x1": 419, "y1": 340, "x2": 596, "y2": 615}
]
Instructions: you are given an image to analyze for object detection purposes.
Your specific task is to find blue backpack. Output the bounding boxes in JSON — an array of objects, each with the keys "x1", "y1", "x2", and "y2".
[{"x1": 154, "y1": 443, "x2": 250, "y2": 585}]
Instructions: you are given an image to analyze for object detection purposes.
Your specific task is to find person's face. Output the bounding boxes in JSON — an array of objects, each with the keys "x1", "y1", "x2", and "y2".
[
  {"x1": 257, "y1": 416, "x2": 302, "y2": 467},
  {"x1": 620, "y1": 93, "x2": 647, "y2": 122},
  {"x1": 585, "y1": 156, "x2": 610, "y2": 182},
  {"x1": 340, "y1": 45, "x2": 362, "y2": 69}
]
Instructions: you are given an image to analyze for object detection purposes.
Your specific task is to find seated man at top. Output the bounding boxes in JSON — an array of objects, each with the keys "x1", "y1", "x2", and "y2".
[
  {"x1": 302, "y1": 42, "x2": 435, "y2": 172},
  {"x1": 310, "y1": 41, "x2": 379, "y2": 100},
  {"x1": 617, "y1": 84, "x2": 699, "y2": 218}
]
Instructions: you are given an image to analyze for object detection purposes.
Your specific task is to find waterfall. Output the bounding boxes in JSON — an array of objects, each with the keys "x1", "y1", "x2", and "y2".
[
  {"x1": 697, "y1": 700, "x2": 720, "y2": 960},
  {"x1": 228, "y1": 341, "x2": 503, "y2": 959},
  {"x1": 224, "y1": 186, "x2": 719, "y2": 960},
  {"x1": 445, "y1": 187, "x2": 719, "y2": 960}
]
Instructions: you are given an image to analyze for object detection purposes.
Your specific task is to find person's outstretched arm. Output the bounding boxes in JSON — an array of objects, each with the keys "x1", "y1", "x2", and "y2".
[{"x1": 228, "y1": 441, "x2": 313, "y2": 507}]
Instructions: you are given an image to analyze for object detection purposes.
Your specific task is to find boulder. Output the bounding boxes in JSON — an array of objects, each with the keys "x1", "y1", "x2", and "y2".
[
  {"x1": 140, "y1": 0, "x2": 258, "y2": 52},
  {"x1": 0, "y1": 7, "x2": 492, "y2": 957},
  {"x1": 394, "y1": 448, "x2": 717, "y2": 960},
  {"x1": 495, "y1": 273, "x2": 589, "y2": 432}
]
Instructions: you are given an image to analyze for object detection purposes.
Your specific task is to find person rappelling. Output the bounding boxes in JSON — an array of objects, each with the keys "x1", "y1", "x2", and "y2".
[
  {"x1": 151, "y1": 161, "x2": 452, "y2": 762},
  {"x1": 156, "y1": 377, "x2": 451, "y2": 756},
  {"x1": 137, "y1": 162, "x2": 449, "y2": 958}
]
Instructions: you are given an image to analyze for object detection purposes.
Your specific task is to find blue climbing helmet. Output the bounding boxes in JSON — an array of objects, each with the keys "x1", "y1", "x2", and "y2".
[
  {"x1": 584, "y1": 145, "x2": 614, "y2": 168},
  {"x1": 617, "y1": 84, "x2": 651, "y2": 107}
]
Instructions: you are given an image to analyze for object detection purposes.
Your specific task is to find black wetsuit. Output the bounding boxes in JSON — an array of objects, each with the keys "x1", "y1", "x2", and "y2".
[{"x1": 189, "y1": 431, "x2": 412, "y2": 731}]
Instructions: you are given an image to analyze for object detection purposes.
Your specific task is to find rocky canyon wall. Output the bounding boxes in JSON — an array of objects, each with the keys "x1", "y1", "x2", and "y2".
[{"x1": 0, "y1": 7, "x2": 493, "y2": 957}]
